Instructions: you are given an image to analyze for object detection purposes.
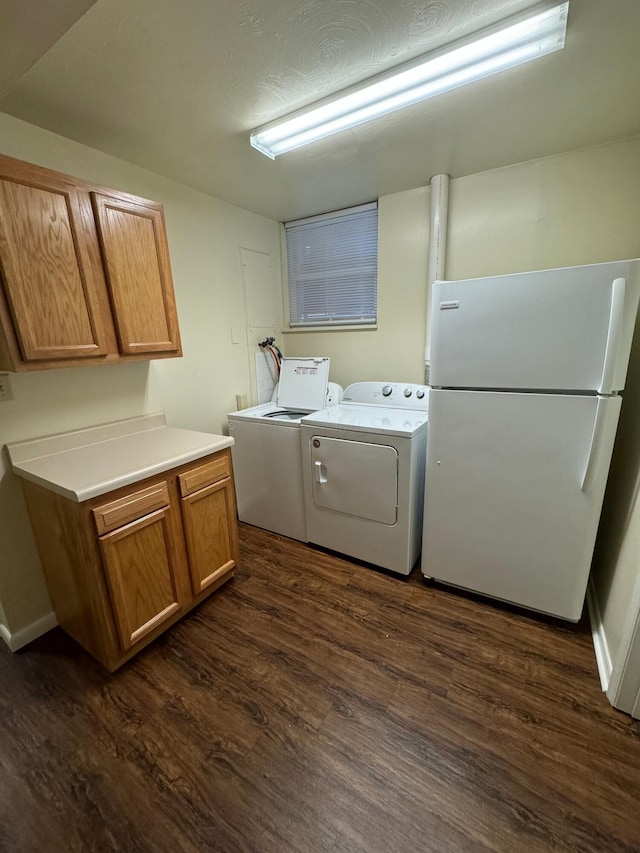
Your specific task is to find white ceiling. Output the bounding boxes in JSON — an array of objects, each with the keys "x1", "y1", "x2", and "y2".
[{"x1": 1, "y1": 0, "x2": 639, "y2": 221}]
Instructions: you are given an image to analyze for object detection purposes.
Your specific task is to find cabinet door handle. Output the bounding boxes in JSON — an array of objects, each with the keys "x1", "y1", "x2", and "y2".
[{"x1": 314, "y1": 460, "x2": 327, "y2": 484}]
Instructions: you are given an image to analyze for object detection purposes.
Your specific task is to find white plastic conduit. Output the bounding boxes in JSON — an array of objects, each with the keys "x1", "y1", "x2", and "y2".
[{"x1": 425, "y1": 173, "x2": 450, "y2": 381}]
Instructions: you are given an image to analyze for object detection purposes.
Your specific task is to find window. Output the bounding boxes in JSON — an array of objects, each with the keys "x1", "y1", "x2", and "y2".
[{"x1": 285, "y1": 202, "x2": 378, "y2": 328}]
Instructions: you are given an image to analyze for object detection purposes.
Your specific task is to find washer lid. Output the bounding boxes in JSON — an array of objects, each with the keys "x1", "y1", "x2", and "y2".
[{"x1": 277, "y1": 357, "x2": 330, "y2": 410}]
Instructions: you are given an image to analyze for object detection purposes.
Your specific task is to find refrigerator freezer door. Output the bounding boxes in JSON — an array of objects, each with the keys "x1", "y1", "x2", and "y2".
[
  {"x1": 422, "y1": 389, "x2": 622, "y2": 620},
  {"x1": 430, "y1": 260, "x2": 640, "y2": 392}
]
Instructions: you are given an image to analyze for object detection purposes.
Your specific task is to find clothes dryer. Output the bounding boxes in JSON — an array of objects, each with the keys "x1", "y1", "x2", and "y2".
[{"x1": 300, "y1": 382, "x2": 429, "y2": 575}]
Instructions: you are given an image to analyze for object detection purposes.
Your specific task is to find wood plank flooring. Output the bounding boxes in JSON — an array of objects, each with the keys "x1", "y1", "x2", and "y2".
[{"x1": 1, "y1": 523, "x2": 639, "y2": 852}]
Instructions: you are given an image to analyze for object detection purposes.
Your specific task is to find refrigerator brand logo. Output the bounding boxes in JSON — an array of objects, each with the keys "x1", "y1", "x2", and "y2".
[{"x1": 440, "y1": 300, "x2": 460, "y2": 310}]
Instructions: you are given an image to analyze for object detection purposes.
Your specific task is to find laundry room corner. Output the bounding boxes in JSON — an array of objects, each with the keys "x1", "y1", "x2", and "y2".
[{"x1": 284, "y1": 185, "x2": 430, "y2": 388}]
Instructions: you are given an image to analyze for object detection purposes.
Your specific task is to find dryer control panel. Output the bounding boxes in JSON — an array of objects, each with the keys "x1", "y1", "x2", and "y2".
[{"x1": 342, "y1": 382, "x2": 429, "y2": 410}]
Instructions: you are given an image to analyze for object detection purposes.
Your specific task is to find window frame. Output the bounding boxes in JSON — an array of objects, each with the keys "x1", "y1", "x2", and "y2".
[{"x1": 281, "y1": 202, "x2": 379, "y2": 333}]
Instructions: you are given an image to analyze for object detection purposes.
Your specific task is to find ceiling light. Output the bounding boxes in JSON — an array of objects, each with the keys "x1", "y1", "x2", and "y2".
[{"x1": 250, "y1": 1, "x2": 569, "y2": 158}]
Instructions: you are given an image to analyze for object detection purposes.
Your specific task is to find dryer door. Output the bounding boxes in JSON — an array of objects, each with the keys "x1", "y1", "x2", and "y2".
[{"x1": 309, "y1": 436, "x2": 398, "y2": 524}]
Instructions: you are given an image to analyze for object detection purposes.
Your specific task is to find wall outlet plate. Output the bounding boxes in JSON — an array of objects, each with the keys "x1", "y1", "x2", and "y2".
[{"x1": 0, "y1": 373, "x2": 14, "y2": 402}]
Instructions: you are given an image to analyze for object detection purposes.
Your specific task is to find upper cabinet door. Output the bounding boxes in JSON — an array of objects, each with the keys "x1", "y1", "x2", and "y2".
[
  {"x1": 0, "y1": 175, "x2": 108, "y2": 362},
  {"x1": 91, "y1": 193, "x2": 182, "y2": 356}
]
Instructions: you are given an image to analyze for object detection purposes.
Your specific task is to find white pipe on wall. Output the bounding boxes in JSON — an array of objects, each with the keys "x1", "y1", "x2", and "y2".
[{"x1": 425, "y1": 173, "x2": 450, "y2": 375}]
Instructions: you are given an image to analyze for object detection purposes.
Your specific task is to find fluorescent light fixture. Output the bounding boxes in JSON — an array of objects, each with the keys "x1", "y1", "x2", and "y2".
[{"x1": 250, "y1": 1, "x2": 569, "y2": 158}]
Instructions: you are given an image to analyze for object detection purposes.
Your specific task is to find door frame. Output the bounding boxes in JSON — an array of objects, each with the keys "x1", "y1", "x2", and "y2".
[{"x1": 607, "y1": 561, "x2": 640, "y2": 719}]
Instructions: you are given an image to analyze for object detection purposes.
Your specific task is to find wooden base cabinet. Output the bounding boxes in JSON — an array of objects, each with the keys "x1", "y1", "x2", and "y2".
[
  {"x1": 21, "y1": 449, "x2": 239, "y2": 671},
  {"x1": 179, "y1": 455, "x2": 238, "y2": 594},
  {"x1": 97, "y1": 503, "x2": 186, "y2": 651}
]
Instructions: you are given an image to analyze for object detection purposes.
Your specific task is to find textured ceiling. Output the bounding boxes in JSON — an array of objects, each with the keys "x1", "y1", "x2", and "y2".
[
  {"x1": 1, "y1": 0, "x2": 639, "y2": 221},
  {"x1": 0, "y1": 0, "x2": 98, "y2": 98}
]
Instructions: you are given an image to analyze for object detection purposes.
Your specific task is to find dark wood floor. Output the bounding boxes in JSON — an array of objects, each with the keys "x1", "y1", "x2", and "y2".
[{"x1": 1, "y1": 523, "x2": 639, "y2": 853}]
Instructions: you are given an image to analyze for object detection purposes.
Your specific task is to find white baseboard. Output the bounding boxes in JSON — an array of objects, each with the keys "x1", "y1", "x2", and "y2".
[
  {"x1": 587, "y1": 579, "x2": 612, "y2": 691},
  {"x1": 0, "y1": 611, "x2": 57, "y2": 652}
]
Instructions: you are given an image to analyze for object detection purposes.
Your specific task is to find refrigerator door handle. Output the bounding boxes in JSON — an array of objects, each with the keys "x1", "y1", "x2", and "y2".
[
  {"x1": 581, "y1": 398, "x2": 607, "y2": 492},
  {"x1": 598, "y1": 277, "x2": 626, "y2": 394}
]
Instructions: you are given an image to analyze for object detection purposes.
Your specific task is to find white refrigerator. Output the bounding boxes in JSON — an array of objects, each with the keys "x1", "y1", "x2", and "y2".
[{"x1": 422, "y1": 259, "x2": 640, "y2": 621}]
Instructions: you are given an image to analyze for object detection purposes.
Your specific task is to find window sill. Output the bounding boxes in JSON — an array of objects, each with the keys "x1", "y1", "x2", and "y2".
[{"x1": 281, "y1": 324, "x2": 378, "y2": 334}]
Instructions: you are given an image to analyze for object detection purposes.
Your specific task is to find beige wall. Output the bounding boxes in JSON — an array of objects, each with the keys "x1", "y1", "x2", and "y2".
[
  {"x1": 0, "y1": 112, "x2": 281, "y2": 638},
  {"x1": 447, "y1": 138, "x2": 640, "y2": 279},
  {"x1": 284, "y1": 134, "x2": 640, "y2": 674},
  {"x1": 593, "y1": 328, "x2": 640, "y2": 665},
  {"x1": 285, "y1": 187, "x2": 430, "y2": 388},
  {"x1": 285, "y1": 137, "x2": 640, "y2": 387}
]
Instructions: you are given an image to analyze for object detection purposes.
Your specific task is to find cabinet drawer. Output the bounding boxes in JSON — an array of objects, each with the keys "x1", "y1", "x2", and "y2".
[
  {"x1": 93, "y1": 482, "x2": 170, "y2": 535},
  {"x1": 178, "y1": 455, "x2": 230, "y2": 497}
]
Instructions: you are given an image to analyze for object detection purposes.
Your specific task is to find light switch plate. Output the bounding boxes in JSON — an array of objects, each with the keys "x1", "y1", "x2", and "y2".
[{"x1": 0, "y1": 373, "x2": 13, "y2": 402}]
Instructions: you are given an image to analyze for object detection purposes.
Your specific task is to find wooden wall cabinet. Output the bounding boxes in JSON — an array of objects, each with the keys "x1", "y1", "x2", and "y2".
[
  {"x1": 0, "y1": 153, "x2": 182, "y2": 372},
  {"x1": 21, "y1": 449, "x2": 239, "y2": 671}
]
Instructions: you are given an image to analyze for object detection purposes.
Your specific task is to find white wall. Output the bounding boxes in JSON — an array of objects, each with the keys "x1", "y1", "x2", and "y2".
[{"x1": 0, "y1": 112, "x2": 281, "y2": 639}]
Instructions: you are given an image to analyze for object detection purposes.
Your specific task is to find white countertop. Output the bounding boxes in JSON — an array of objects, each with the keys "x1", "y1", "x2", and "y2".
[{"x1": 6, "y1": 413, "x2": 234, "y2": 502}]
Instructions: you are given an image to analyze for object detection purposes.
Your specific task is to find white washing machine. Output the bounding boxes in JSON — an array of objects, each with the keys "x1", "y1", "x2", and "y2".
[
  {"x1": 227, "y1": 357, "x2": 342, "y2": 541},
  {"x1": 300, "y1": 381, "x2": 429, "y2": 575}
]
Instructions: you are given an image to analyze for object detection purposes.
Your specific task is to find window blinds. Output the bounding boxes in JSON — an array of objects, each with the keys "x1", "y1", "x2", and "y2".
[{"x1": 285, "y1": 202, "x2": 378, "y2": 327}]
